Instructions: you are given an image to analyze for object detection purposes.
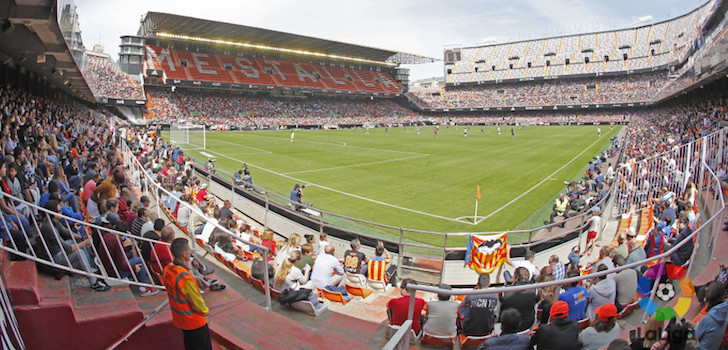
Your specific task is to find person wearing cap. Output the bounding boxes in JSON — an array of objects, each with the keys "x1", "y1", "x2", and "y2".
[
  {"x1": 195, "y1": 183, "x2": 210, "y2": 203},
  {"x1": 578, "y1": 303, "x2": 621, "y2": 350},
  {"x1": 530, "y1": 300, "x2": 579, "y2": 350}
]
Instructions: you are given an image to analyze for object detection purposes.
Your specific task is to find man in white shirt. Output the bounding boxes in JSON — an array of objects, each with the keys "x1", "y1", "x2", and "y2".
[
  {"x1": 310, "y1": 245, "x2": 345, "y2": 289},
  {"x1": 504, "y1": 249, "x2": 539, "y2": 283}
]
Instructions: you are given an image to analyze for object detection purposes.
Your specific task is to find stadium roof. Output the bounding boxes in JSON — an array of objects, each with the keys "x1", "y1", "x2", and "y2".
[{"x1": 138, "y1": 12, "x2": 438, "y2": 65}]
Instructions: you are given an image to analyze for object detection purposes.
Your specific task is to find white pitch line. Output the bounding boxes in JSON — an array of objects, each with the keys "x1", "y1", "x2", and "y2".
[
  {"x1": 474, "y1": 132, "x2": 612, "y2": 224},
  {"x1": 205, "y1": 149, "x2": 464, "y2": 224},
  {"x1": 222, "y1": 131, "x2": 426, "y2": 156},
  {"x1": 283, "y1": 154, "x2": 430, "y2": 175}
]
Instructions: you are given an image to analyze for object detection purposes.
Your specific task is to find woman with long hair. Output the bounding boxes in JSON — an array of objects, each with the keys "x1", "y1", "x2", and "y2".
[
  {"x1": 537, "y1": 273, "x2": 559, "y2": 324},
  {"x1": 275, "y1": 233, "x2": 302, "y2": 267},
  {"x1": 273, "y1": 250, "x2": 323, "y2": 309}
]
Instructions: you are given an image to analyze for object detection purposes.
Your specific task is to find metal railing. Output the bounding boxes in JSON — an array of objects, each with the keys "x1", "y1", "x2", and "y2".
[
  {"x1": 0, "y1": 190, "x2": 169, "y2": 290},
  {"x1": 119, "y1": 137, "x2": 275, "y2": 310},
  {"x1": 0, "y1": 267, "x2": 24, "y2": 350},
  {"x1": 177, "y1": 132, "x2": 623, "y2": 284},
  {"x1": 386, "y1": 134, "x2": 728, "y2": 348}
]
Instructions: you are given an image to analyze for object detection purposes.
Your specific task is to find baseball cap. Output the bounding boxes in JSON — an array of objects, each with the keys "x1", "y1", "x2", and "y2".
[
  {"x1": 595, "y1": 303, "x2": 617, "y2": 322},
  {"x1": 550, "y1": 301, "x2": 569, "y2": 319}
]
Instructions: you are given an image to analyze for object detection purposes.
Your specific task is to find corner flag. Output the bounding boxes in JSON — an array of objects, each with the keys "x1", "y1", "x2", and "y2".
[{"x1": 476, "y1": 185, "x2": 481, "y2": 201}]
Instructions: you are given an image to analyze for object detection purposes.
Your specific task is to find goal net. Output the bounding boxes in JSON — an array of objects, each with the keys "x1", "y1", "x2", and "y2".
[{"x1": 170, "y1": 123, "x2": 206, "y2": 150}]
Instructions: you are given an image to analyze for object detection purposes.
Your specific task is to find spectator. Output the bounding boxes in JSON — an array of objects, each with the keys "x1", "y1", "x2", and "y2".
[
  {"x1": 272, "y1": 250, "x2": 323, "y2": 309},
  {"x1": 611, "y1": 233, "x2": 628, "y2": 259},
  {"x1": 275, "y1": 233, "x2": 302, "y2": 268},
  {"x1": 587, "y1": 264, "x2": 616, "y2": 321},
  {"x1": 578, "y1": 303, "x2": 621, "y2": 350},
  {"x1": 387, "y1": 278, "x2": 426, "y2": 337},
  {"x1": 220, "y1": 200, "x2": 234, "y2": 221},
  {"x1": 530, "y1": 300, "x2": 579, "y2": 350},
  {"x1": 500, "y1": 267, "x2": 539, "y2": 332},
  {"x1": 459, "y1": 274, "x2": 499, "y2": 336},
  {"x1": 548, "y1": 193, "x2": 571, "y2": 230},
  {"x1": 504, "y1": 249, "x2": 539, "y2": 282},
  {"x1": 40, "y1": 199, "x2": 109, "y2": 292},
  {"x1": 423, "y1": 284, "x2": 459, "y2": 337},
  {"x1": 549, "y1": 254, "x2": 566, "y2": 280},
  {"x1": 594, "y1": 247, "x2": 615, "y2": 270},
  {"x1": 295, "y1": 243, "x2": 315, "y2": 272},
  {"x1": 310, "y1": 244, "x2": 345, "y2": 289},
  {"x1": 559, "y1": 269, "x2": 588, "y2": 321},
  {"x1": 695, "y1": 281, "x2": 728, "y2": 350},
  {"x1": 668, "y1": 217, "x2": 694, "y2": 266},
  {"x1": 610, "y1": 256, "x2": 638, "y2": 311},
  {"x1": 625, "y1": 238, "x2": 647, "y2": 272},
  {"x1": 343, "y1": 238, "x2": 367, "y2": 275},
  {"x1": 537, "y1": 273, "x2": 559, "y2": 324},
  {"x1": 367, "y1": 241, "x2": 392, "y2": 284},
  {"x1": 477, "y1": 309, "x2": 531, "y2": 350},
  {"x1": 584, "y1": 209, "x2": 602, "y2": 255}
]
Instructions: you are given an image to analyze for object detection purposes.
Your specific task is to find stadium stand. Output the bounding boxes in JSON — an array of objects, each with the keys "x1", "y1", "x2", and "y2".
[
  {"x1": 410, "y1": 72, "x2": 668, "y2": 108},
  {"x1": 445, "y1": 1, "x2": 715, "y2": 84},
  {"x1": 83, "y1": 53, "x2": 145, "y2": 100},
  {"x1": 144, "y1": 45, "x2": 403, "y2": 94},
  {"x1": 144, "y1": 87, "x2": 422, "y2": 126}
]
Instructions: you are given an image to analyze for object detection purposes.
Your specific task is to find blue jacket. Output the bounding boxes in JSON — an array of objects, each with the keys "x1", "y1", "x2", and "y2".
[
  {"x1": 478, "y1": 333, "x2": 530, "y2": 350},
  {"x1": 696, "y1": 301, "x2": 728, "y2": 350}
]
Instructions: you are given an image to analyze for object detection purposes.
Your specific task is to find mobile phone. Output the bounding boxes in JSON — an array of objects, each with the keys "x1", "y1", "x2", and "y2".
[{"x1": 629, "y1": 329, "x2": 637, "y2": 343}]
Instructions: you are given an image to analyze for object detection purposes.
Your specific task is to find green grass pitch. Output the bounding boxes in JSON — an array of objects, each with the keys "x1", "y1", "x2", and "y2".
[{"x1": 175, "y1": 124, "x2": 619, "y2": 246}]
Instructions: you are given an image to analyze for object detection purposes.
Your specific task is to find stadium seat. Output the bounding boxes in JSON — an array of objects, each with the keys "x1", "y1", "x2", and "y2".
[
  {"x1": 345, "y1": 272, "x2": 367, "y2": 287},
  {"x1": 367, "y1": 278, "x2": 389, "y2": 292},
  {"x1": 421, "y1": 332, "x2": 459, "y2": 349},
  {"x1": 320, "y1": 288, "x2": 349, "y2": 305},
  {"x1": 345, "y1": 284, "x2": 373, "y2": 299},
  {"x1": 617, "y1": 300, "x2": 640, "y2": 319},
  {"x1": 386, "y1": 324, "x2": 420, "y2": 344},
  {"x1": 291, "y1": 300, "x2": 328, "y2": 317}
]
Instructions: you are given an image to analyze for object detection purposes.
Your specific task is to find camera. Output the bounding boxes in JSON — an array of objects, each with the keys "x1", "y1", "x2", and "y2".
[{"x1": 300, "y1": 185, "x2": 306, "y2": 189}]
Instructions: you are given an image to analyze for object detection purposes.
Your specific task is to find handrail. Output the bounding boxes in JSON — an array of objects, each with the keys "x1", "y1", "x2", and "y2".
[
  {"x1": 0, "y1": 190, "x2": 169, "y2": 290},
  {"x1": 106, "y1": 299, "x2": 169, "y2": 350},
  {"x1": 120, "y1": 137, "x2": 275, "y2": 310},
  {"x1": 0, "y1": 264, "x2": 25, "y2": 350},
  {"x1": 386, "y1": 153, "x2": 727, "y2": 347}
]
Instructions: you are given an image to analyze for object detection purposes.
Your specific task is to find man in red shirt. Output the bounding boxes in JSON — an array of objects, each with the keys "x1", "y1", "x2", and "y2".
[
  {"x1": 387, "y1": 278, "x2": 427, "y2": 336},
  {"x1": 196, "y1": 183, "x2": 210, "y2": 203},
  {"x1": 151, "y1": 226, "x2": 175, "y2": 275}
]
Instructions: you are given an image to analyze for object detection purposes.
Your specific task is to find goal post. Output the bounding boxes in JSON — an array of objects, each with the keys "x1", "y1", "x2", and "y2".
[{"x1": 170, "y1": 123, "x2": 206, "y2": 150}]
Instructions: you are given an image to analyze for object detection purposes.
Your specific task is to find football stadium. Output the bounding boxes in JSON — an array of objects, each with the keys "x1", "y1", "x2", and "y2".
[{"x1": 0, "y1": 0, "x2": 728, "y2": 349}]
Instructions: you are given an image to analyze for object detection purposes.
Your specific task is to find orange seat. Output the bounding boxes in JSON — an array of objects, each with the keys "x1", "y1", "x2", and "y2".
[
  {"x1": 250, "y1": 277, "x2": 265, "y2": 292},
  {"x1": 345, "y1": 284, "x2": 373, "y2": 299},
  {"x1": 421, "y1": 332, "x2": 458, "y2": 349},
  {"x1": 321, "y1": 288, "x2": 349, "y2": 304}
]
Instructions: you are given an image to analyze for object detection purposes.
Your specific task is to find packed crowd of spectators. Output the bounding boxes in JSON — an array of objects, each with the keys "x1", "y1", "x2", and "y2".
[
  {"x1": 145, "y1": 88, "x2": 422, "y2": 127},
  {"x1": 2, "y1": 73, "x2": 727, "y2": 349},
  {"x1": 410, "y1": 73, "x2": 668, "y2": 109},
  {"x1": 83, "y1": 55, "x2": 144, "y2": 100}
]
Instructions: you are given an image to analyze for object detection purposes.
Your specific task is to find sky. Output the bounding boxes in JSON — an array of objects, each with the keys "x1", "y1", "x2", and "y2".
[{"x1": 74, "y1": 0, "x2": 709, "y2": 81}]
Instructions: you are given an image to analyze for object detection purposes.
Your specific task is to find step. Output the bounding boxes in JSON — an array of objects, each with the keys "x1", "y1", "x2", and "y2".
[
  {"x1": 71, "y1": 285, "x2": 143, "y2": 323},
  {"x1": 4, "y1": 260, "x2": 40, "y2": 305}
]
